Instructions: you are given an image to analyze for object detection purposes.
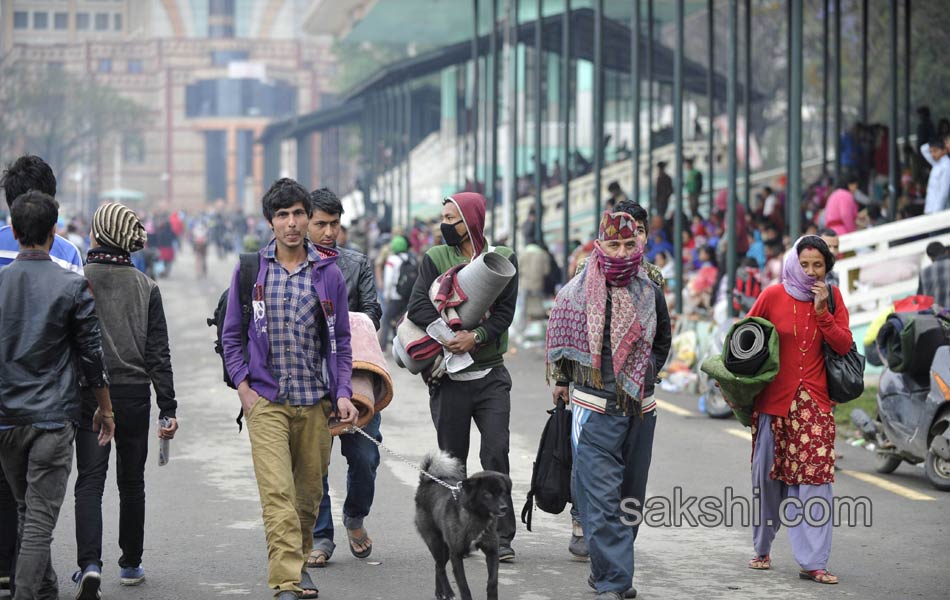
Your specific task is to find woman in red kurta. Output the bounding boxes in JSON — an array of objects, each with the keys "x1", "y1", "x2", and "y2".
[{"x1": 745, "y1": 235, "x2": 853, "y2": 585}]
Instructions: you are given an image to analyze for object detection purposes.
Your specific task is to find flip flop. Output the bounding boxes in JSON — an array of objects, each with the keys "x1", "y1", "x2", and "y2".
[
  {"x1": 300, "y1": 569, "x2": 319, "y2": 598},
  {"x1": 346, "y1": 527, "x2": 373, "y2": 559},
  {"x1": 748, "y1": 555, "x2": 771, "y2": 570},
  {"x1": 799, "y1": 569, "x2": 838, "y2": 584},
  {"x1": 306, "y1": 549, "x2": 329, "y2": 568}
]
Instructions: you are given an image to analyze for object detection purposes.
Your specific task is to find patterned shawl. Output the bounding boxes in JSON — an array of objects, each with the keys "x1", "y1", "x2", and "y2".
[{"x1": 546, "y1": 245, "x2": 658, "y2": 415}]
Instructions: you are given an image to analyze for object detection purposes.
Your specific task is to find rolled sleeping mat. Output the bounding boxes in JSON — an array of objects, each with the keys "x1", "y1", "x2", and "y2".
[
  {"x1": 348, "y1": 311, "x2": 395, "y2": 413},
  {"x1": 454, "y1": 251, "x2": 517, "y2": 329},
  {"x1": 350, "y1": 364, "x2": 394, "y2": 413},
  {"x1": 724, "y1": 320, "x2": 770, "y2": 376},
  {"x1": 392, "y1": 335, "x2": 435, "y2": 375},
  {"x1": 396, "y1": 318, "x2": 442, "y2": 361},
  {"x1": 329, "y1": 388, "x2": 374, "y2": 437}
]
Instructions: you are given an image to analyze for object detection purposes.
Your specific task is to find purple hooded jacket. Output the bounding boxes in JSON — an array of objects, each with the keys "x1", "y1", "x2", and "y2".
[{"x1": 221, "y1": 242, "x2": 353, "y2": 407}]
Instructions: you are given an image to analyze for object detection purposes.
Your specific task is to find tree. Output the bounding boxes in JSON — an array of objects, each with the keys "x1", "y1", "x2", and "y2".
[{"x1": 0, "y1": 64, "x2": 149, "y2": 186}]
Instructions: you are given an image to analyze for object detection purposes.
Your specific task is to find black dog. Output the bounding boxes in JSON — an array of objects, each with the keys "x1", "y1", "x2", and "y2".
[{"x1": 415, "y1": 451, "x2": 511, "y2": 600}]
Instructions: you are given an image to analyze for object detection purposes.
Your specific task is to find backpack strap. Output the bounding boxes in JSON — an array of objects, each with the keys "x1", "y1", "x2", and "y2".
[
  {"x1": 235, "y1": 252, "x2": 260, "y2": 432},
  {"x1": 237, "y1": 252, "x2": 259, "y2": 339}
]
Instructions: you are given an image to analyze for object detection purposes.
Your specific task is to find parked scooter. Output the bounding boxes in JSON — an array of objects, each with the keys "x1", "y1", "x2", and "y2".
[{"x1": 851, "y1": 345, "x2": 950, "y2": 491}]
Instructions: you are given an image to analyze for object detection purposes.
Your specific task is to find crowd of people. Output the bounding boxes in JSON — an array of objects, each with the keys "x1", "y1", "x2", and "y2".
[{"x1": 0, "y1": 134, "x2": 944, "y2": 600}]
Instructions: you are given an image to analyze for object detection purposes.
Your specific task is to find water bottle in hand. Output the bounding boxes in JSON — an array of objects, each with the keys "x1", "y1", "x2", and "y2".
[{"x1": 158, "y1": 417, "x2": 171, "y2": 466}]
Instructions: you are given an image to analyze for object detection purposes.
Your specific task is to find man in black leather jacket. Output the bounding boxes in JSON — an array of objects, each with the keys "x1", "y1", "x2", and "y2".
[
  {"x1": 308, "y1": 191, "x2": 381, "y2": 330},
  {"x1": 0, "y1": 191, "x2": 114, "y2": 598},
  {"x1": 306, "y1": 188, "x2": 383, "y2": 567}
]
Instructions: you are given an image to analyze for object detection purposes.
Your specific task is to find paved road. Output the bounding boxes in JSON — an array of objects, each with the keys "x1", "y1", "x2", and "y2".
[{"x1": 33, "y1": 249, "x2": 949, "y2": 600}]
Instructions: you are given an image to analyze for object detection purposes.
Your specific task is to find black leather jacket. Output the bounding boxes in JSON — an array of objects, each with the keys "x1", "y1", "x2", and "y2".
[
  {"x1": 0, "y1": 253, "x2": 109, "y2": 426},
  {"x1": 336, "y1": 246, "x2": 382, "y2": 330}
]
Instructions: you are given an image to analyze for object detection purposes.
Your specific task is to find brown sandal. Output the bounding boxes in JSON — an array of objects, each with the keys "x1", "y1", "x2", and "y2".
[
  {"x1": 306, "y1": 549, "x2": 329, "y2": 568},
  {"x1": 800, "y1": 569, "x2": 838, "y2": 584},
  {"x1": 748, "y1": 555, "x2": 771, "y2": 570}
]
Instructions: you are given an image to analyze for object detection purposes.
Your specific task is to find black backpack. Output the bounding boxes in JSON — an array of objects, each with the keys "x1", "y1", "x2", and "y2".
[
  {"x1": 207, "y1": 253, "x2": 259, "y2": 427},
  {"x1": 521, "y1": 399, "x2": 573, "y2": 532},
  {"x1": 395, "y1": 253, "x2": 419, "y2": 299}
]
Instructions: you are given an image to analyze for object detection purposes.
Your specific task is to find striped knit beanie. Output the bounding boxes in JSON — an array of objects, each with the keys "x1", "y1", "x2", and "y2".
[{"x1": 92, "y1": 202, "x2": 147, "y2": 252}]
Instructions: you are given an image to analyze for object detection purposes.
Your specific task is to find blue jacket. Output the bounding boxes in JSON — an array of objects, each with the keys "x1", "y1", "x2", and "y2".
[
  {"x1": 221, "y1": 242, "x2": 352, "y2": 407},
  {"x1": 0, "y1": 226, "x2": 84, "y2": 273}
]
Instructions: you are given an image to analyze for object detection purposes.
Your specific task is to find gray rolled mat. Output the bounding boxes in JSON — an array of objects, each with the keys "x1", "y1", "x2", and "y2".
[
  {"x1": 729, "y1": 322, "x2": 765, "y2": 359},
  {"x1": 725, "y1": 321, "x2": 769, "y2": 376}
]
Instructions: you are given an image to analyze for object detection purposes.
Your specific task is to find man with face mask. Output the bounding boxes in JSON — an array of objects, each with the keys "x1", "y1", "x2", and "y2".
[
  {"x1": 406, "y1": 192, "x2": 519, "y2": 561},
  {"x1": 547, "y1": 201, "x2": 671, "y2": 600}
]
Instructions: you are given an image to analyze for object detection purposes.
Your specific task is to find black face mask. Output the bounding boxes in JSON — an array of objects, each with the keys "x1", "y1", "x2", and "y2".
[{"x1": 441, "y1": 220, "x2": 466, "y2": 247}]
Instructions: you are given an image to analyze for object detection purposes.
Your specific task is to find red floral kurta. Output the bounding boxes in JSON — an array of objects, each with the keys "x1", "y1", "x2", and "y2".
[{"x1": 752, "y1": 387, "x2": 836, "y2": 485}]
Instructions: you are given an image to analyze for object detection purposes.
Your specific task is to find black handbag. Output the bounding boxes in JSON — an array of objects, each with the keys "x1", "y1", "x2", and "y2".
[{"x1": 824, "y1": 285, "x2": 866, "y2": 403}]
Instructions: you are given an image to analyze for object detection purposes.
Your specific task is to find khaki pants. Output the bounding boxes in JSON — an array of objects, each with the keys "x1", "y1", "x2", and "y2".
[{"x1": 246, "y1": 398, "x2": 331, "y2": 594}]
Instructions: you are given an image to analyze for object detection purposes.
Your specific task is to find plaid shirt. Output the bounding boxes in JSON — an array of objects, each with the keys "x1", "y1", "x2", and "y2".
[
  {"x1": 263, "y1": 242, "x2": 329, "y2": 406},
  {"x1": 918, "y1": 255, "x2": 950, "y2": 309}
]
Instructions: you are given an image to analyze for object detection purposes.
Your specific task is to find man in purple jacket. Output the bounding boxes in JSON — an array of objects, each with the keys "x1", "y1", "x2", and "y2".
[{"x1": 221, "y1": 178, "x2": 357, "y2": 600}]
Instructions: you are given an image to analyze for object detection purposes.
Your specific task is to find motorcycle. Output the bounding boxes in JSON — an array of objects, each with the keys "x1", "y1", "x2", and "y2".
[{"x1": 851, "y1": 345, "x2": 950, "y2": 491}]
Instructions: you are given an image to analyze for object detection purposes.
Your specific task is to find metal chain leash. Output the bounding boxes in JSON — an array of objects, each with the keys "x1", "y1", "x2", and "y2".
[{"x1": 342, "y1": 424, "x2": 461, "y2": 500}]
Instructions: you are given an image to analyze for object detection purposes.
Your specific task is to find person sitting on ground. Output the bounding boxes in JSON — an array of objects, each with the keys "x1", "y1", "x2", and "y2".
[
  {"x1": 763, "y1": 239, "x2": 785, "y2": 287},
  {"x1": 607, "y1": 181, "x2": 627, "y2": 210},
  {"x1": 824, "y1": 174, "x2": 860, "y2": 235}
]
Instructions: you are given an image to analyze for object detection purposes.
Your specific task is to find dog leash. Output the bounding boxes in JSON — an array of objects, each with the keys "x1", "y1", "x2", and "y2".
[{"x1": 343, "y1": 424, "x2": 461, "y2": 501}]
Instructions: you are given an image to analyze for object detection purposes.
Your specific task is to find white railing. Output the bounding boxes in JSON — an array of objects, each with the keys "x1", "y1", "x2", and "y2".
[{"x1": 837, "y1": 211, "x2": 950, "y2": 327}]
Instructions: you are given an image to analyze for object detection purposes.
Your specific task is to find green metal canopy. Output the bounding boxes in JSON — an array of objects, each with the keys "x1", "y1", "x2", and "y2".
[{"x1": 338, "y1": 0, "x2": 710, "y2": 47}]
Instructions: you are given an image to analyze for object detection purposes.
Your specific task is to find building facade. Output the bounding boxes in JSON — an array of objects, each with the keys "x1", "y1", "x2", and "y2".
[{"x1": 1, "y1": 0, "x2": 336, "y2": 213}]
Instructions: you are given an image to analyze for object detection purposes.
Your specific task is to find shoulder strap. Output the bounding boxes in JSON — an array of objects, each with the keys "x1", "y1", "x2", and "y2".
[
  {"x1": 234, "y1": 253, "x2": 260, "y2": 434},
  {"x1": 238, "y1": 253, "x2": 259, "y2": 314},
  {"x1": 827, "y1": 283, "x2": 836, "y2": 315}
]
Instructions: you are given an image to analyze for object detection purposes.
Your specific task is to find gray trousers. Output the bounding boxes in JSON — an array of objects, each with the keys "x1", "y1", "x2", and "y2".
[
  {"x1": 572, "y1": 405, "x2": 657, "y2": 594},
  {"x1": 0, "y1": 425, "x2": 75, "y2": 600},
  {"x1": 752, "y1": 413, "x2": 833, "y2": 571}
]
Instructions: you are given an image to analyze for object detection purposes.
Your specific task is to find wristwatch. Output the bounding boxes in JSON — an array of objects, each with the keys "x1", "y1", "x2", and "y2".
[{"x1": 473, "y1": 330, "x2": 484, "y2": 344}]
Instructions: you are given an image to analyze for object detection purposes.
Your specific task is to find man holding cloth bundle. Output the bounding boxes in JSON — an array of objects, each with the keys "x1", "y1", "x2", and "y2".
[{"x1": 406, "y1": 192, "x2": 519, "y2": 561}]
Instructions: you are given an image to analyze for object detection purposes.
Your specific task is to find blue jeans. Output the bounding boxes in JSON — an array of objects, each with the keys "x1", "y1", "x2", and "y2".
[
  {"x1": 572, "y1": 406, "x2": 657, "y2": 595},
  {"x1": 312, "y1": 413, "x2": 381, "y2": 557}
]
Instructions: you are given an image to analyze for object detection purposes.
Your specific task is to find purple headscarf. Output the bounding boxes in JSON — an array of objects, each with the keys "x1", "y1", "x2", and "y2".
[{"x1": 782, "y1": 235, "x2": 820, "y2": 301}]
